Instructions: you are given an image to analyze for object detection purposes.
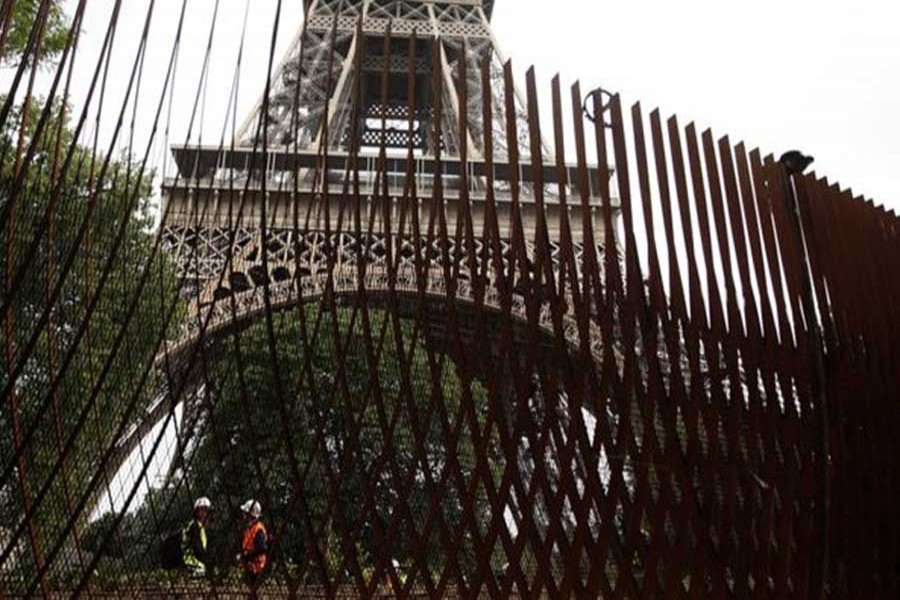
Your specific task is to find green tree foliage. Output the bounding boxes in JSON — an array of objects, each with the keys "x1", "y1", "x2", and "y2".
[
  {"x1": 0, "y1": 93, "x2": 181, "y2": 589},
  {"x1": 1, "y1": 0, "x2": 69, "y2": 66}
]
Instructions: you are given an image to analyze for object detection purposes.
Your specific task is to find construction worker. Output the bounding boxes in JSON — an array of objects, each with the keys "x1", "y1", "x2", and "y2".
[
  {"x1": 182, "y1": 497, "x2": 211, "y2": 578},
  {"x1": 387, "y1": 559, "x2": 406, "y2": 594},
  {"x1": 237, "y1": 499, "x2": 268, "y2": 587}
]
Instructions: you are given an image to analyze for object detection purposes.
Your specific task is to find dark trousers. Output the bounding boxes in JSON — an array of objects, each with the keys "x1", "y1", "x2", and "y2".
[{"x1": 243, "y1": 570, "x2": 263, "y2": 589}]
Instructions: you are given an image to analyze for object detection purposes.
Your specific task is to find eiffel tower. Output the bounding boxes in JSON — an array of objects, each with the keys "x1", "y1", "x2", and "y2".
[{"x1": 160, "y1": 0, "x2": 615, "y2": 364}]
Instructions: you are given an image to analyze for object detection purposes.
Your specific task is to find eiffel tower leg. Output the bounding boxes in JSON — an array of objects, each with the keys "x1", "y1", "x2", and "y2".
[
  {"x1": 316, "y1": 28, "x2": 360, "y2": 150},
  {"x1": 427, "y1": 5, "x2": 479, "y2": 160}
]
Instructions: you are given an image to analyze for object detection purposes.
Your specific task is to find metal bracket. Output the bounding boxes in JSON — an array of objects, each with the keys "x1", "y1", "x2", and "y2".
[{"x1": 583, "y1": 86, "x2": 614, "y2": 129}]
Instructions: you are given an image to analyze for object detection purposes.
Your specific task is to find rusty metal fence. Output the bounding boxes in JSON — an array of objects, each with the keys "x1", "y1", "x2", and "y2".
[{"x1": 1, "y1": 2, "x2": 899, "y2": 599}]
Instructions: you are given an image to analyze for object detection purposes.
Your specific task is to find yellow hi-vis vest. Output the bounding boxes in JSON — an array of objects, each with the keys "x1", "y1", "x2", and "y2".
[{"x1": 182, "y1": 520, "x2": 207, "y2": 570}]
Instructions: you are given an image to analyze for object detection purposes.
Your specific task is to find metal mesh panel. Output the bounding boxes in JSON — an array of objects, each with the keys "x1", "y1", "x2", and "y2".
[{"x1": 0, "y1": 1, "x2": 898, "y2": 598}]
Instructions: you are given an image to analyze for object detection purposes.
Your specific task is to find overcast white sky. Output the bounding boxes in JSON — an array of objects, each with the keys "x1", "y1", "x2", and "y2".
[
  {"x1": 493, "y1": 0, "x2": 900, "y2": 209},
  {"x1": 41, "y1": 0, "x2": 899, "y2": 211}
]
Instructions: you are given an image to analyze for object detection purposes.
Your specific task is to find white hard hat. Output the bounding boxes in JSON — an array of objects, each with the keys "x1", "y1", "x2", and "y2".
[
  {"x1": 194, "y1": 497, "x2": 212, "y2": 510},
  {"x1": 240, "y1": 499, "x2": 262, "y2": 518}
]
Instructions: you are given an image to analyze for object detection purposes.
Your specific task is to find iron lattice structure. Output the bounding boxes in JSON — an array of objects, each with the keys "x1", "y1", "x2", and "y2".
[
  {"x1": 1, "y1": 1, "x2": 899, "y2": 598},
  {"x1": 236, "y1": 0, "x2": 514, "y2": 157}
]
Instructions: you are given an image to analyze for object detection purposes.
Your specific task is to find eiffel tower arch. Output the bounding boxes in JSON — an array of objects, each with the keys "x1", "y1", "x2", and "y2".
[
  {"x1": 136, "y1": 0, "x2": 620, "y2": 564},
  {"x1": 159, "y1": 0, "x2": 616, "y2": 378}
]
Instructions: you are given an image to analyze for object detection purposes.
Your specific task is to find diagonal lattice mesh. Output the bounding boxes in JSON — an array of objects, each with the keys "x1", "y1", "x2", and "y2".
[{"x1": 1, "y1": 1, "x2": 898, "y2": 598}]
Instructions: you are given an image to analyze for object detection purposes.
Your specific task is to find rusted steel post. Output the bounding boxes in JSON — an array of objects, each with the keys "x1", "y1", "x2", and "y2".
[
  {"x1": 6, "y1": 8, "x2": 51, "y2": 597},
  {"x1": 778, "y1": 151, "x2": 829, "y2": 599},
  {"x1": 0, "y1": 0, "x2": 16, "y2": 61}
]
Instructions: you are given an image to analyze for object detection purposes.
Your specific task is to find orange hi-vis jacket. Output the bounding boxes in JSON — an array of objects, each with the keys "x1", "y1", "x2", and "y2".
[{"x1": 241, "y1": 520, "x2": 268, "y2": 575}]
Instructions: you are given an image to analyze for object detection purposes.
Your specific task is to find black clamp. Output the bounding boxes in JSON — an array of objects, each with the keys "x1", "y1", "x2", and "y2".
[{"x1": 583, "y1": 87, "x2": 614, "y2": 129}]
